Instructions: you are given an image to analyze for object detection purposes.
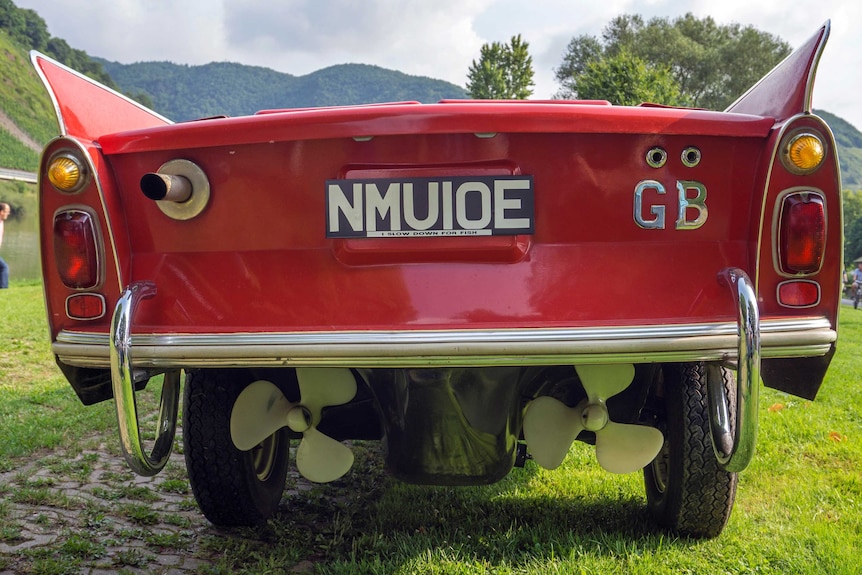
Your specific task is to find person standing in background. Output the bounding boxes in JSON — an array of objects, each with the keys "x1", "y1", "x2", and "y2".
[{"x1": 0, "y1": 202, "x2": 10, "y2": 289}]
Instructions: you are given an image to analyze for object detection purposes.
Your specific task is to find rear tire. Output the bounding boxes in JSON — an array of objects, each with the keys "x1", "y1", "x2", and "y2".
[
  {"x1": 643, "y1": 362, "x2": 738, "y2": 538},
  {"x1": 183, "y1": 368, "x2": 291, "y2": 526}
]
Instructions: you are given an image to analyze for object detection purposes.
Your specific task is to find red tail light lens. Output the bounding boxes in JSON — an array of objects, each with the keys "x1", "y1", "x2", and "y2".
[
  {"x1": 778, "y1": 192, "x2": 825, "y2": 275},
  {"x1": 53, "y1": 210, "x2": 101, "y2": 288},
  {"x1": 777, "y1": 280, "x2": 820, "y2": 307},
  {"x1": 66, "y1": 293, "x2": 106, "y2": 320}
]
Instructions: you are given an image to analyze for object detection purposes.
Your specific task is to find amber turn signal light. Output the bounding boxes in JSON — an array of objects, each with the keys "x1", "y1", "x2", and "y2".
[
  {"x1": 782, "y1": 132, "x2": 825, "y2": 175},
  {"x1": 47, "y1": 153, "x2": 87, "y2": 193}
]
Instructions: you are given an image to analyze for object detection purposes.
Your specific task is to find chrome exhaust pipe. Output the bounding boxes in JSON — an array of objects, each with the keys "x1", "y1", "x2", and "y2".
[
  {"x1": 140, "y1": 173, "x2": 192, "y2": 203},
  {"x1": 140, "y1": 159, "x2": 210, "y2": 220}
]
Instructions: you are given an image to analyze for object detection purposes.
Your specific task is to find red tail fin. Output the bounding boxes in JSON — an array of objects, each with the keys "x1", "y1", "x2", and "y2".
[
  {"x1": 31, "y1": 51, "x2": 171, "y2": 141},
  {"x1": 725, "y1": 22, "x2": 830, "y2": 121}
]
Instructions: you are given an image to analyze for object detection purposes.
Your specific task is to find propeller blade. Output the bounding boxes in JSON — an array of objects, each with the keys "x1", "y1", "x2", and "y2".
[
  {"x1": 296, "y1": 426, "x2": 355, "y2": 483},
  {"x1": 523, "y1": 396, "x2": 586, "y2": 470},
  {"x1": 230, "y1": 380, "x2": 294, "y2": 451},
  {"x1": 296, "y1": 368, "x2": 357, "y2": 420},
  {"x1": 595, "y1": 421, "x2": 664, "y2": 474},
  {"x1": 576, "y1": 364, "x2": 635, "y2": 403}
]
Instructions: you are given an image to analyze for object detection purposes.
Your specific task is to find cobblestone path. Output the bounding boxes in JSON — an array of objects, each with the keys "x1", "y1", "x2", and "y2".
[{"x1": 0, "y1": 431, "x2": 316, "y2": 575}]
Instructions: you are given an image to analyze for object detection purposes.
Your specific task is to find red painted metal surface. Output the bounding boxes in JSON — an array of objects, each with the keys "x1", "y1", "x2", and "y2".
[
  {"x1": 58, "y1": 128, "x2": 766, "y2": 333},
  {"x1": 31, "y1": 54, "x2": 169, "y2": 140},
  {"x1": 32, "y1": 23, "x2": 841, "y2": 400}
]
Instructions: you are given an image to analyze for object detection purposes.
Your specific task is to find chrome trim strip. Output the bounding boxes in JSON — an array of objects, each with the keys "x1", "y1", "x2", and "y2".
[
  {"x1": 754, "y1": 113, "x2": 841, "y2": 295},
  {"x1": 46, "y1": 137, "x2": 125, "y2": 294},
  {"x1": 803, "y1": 21, "x2": 830, "y2": 115},
  {"x1": 55, "y1": 317, "x2": 835, "y2": 369}
]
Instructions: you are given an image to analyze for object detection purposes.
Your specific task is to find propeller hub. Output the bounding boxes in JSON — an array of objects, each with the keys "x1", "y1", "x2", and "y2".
[
  {"x1": 581, "y1": 403, "x2": 609, "y2": 431},
  {"x1": 285, "y1": 406, "x2": 311, "y2": 433}
]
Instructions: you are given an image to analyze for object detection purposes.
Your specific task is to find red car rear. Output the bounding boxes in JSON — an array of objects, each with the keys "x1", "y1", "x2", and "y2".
[{"x1": 33, "y1": 22, "x2": 839, "y2": 537}]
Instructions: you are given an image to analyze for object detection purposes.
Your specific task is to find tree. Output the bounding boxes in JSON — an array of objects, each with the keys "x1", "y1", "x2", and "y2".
[
  {"x1": 467, "y1": 34, "x2": 534, "y2": 99},
  {"x1": 573, "y1": 48, "x2": 682, "y2": 106},
  {"x1": 20, "y1": 8, "x2": 49, "y2": 50},
  {"x1": 555, "y1": 13, "x2": 790, "y2": 109},
  {"x1": 844, "y1": 190, "x2": 862, "y2": 266}
]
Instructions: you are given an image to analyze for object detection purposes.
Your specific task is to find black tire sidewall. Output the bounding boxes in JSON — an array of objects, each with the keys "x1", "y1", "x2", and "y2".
[
  {"x1": 643, "y1": 362, "x2": 738, "y2": 538},
  {"x1": 183, "y1": 368, "x2": 291, "y2": 526}
]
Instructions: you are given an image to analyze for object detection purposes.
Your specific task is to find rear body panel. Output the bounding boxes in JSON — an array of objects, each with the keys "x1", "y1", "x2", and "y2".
[{"x1": 33, "y1": 22, "x2": 840, "y2": 407}]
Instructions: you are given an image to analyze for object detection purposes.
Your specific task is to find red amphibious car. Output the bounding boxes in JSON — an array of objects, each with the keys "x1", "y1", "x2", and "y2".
[{"x1": 31, "y1": 22, "x2": 840, "y2": 538}]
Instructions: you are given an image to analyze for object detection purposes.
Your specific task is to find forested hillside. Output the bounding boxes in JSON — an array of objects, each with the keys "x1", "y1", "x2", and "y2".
[
  {"x1": 0, "y1": 0, "x2": 860, "y2": 191},
  {"x1": 0, "y1": 32, "x2": 55, "y2": 171},
  {"x1": 816, "y1": 110, "x2": 862, "y2": 189},
  {"x1": 97, "y1": 59, "x2": 468, "y2": 121},
  {"x1": 0, "y1": 0, "x2": 118, "y2": 171}
]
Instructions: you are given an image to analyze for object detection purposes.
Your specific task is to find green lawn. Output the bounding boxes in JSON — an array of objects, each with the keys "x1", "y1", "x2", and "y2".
[
  {"x1": 0, "y1": 282, "x2": 116, "y2": 468},
  {"x1": 1, "y1": 282, "x2": 860, "y2": 574}
]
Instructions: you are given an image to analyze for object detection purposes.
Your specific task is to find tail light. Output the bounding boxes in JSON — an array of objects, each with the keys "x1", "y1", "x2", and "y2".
[
  {"x1": 66, "y1": 293, "x2": 106, "y2": 320},
  {"x1": 777, "y1": 280, "x2": 820, "y2": 307},
  {"x1": 781, "y1": 132, "x2": 825, "y2": 175},
  {"x1": 47, "y1": 151, "x2": 88, "y2": 194},
  {"x1": 53, "y1": 209, "x2": 101, "y2": 289},
  {"x1": 777, "y1": 191, "x2": 825, "y2": 275}
]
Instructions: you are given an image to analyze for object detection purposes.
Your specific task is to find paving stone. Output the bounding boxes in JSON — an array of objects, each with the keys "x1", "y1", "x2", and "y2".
[
  {"x1": 154, "y1": 554, "x2": 181, "y2": 566},
  {"x1": 0, "y1": 428, "x2": 327, "y2": 574},
  {"x1": 0, "y1": 440, "x2": 217, "y2": 573}
]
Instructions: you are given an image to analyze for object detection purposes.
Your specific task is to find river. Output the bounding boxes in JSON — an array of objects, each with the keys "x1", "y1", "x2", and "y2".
[{"x1": 3, "y1": 209, "x2": 42, "y2": 282}]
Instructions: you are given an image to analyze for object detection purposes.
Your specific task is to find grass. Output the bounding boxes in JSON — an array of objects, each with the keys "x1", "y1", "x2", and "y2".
[
  {"x1": 0, "y1": 281, "x2": 861, "y2": 573},
  {"x1": 0, "y1": 33, "x2": 58, "y2": 158},
  {"x1": 0, "y1": 127, "x2": 39, "y2": 172},
  {"x1": 0, "y1": 283, "x2": 117, "y2": 470}
]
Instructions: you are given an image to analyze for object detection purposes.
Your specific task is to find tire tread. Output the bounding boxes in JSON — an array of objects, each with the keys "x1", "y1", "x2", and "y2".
[{"x1": 183, "y1": 369, "x2": 289, "y2": 526}]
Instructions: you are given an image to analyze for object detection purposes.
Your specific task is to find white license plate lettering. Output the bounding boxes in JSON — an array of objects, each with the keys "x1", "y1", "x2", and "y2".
[{"x1": 326, "y1": 176, "x2": 534, "y2": 238}]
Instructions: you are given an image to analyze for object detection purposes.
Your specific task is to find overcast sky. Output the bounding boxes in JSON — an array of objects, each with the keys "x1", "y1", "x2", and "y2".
[{"x1": 13, "y1": 0, "x2": 862, "y2": 129}]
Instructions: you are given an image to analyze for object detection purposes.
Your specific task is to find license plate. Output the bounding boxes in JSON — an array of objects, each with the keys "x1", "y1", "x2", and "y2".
[{"x1": 326, "y1": 175, "x2": 534, "y2": 238}]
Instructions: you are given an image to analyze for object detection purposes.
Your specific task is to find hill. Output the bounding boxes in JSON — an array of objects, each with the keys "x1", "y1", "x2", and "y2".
[
  {"x1": 96, "y1": 59, "x2": 468, "y2": 122},
  {"x1": 1, "y1": 0, "x2": 861, "y2": 188},
  {"x1": 815, "y1": 109, "x2": 862, "y2": 189},
  {"x1": 1, "y1": 0, "x2": 126, "y2": 172},
  {"x1": 2, "y1": 0, "x2": 468, "y2": 170},
  {"x1": 0, "y1": 31, "x2": 57, "y2": 171}
]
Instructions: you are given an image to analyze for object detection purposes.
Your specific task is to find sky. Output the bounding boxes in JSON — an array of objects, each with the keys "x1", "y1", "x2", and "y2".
[{"x1": 13, "y1": 0, "x2": 862, "y2": 129}]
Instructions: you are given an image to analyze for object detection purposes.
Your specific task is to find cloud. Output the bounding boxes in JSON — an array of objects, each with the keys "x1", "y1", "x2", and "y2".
[
  {"x1": 221, "y1": 0, "x2": 492, "y2": 85},
  {"x1": 17, "y1": 0, "x2": 227, "y2": 64},
  {"x1": 12, "y1": 0, "x2": 862, "y2": 128},
  {"x1": 225, "y1": 0, "x2": 416, "y2": 52}
]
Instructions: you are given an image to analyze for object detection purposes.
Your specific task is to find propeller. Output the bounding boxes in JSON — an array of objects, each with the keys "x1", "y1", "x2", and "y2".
[
  {"x1": 230, "y1": 367, "x2": 357, "y2": 483},
  {"x1": 522, "y1": 364, "x2": 664, "y2": 474}
]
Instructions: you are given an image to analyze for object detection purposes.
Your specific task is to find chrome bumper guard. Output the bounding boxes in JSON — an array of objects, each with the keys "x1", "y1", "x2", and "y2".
[
  {"x1": 105, "y1": 270, "x2": 773, "y2": 476},
  {"x1": 110, "y1": 281, "x2": 180, "y2": 476},
  {"x1": 710, "y1": 268, "x2": 760, "y2": 473}
]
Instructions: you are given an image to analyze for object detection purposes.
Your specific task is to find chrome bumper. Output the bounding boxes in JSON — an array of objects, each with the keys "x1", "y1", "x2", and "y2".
[
  {"x1": 109, "y1": 281, "x2": 179, "y2": 476},
  {"x1": 57, "y1": 319, "x2": 833, "y2": 369},
  {"x1": 710, "y1": 268, "x2": 759, "y2": 472},
  {"x1": 96, "y1": 269, "x2": 830, "y2": 476}
]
